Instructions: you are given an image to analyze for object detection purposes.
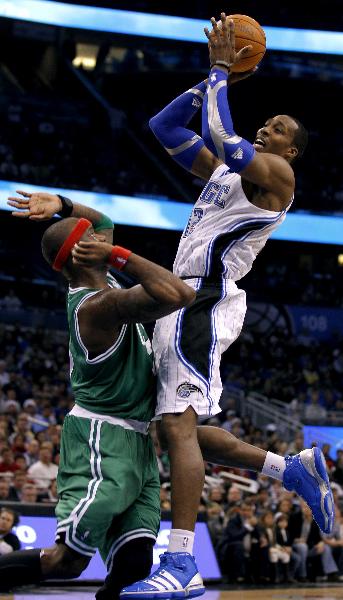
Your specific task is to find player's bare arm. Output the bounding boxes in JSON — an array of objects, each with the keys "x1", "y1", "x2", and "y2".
[
  {"x1": 7, "y1": 190, "x2": 113, "y2": 242},
  {"x1": 74, "y1": 240, "x2": 195, "y2": 352}
]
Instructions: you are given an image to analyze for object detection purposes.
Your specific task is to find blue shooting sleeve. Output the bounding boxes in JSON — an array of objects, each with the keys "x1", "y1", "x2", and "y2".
[
  {"x1": 202, "y1": 67, "x2": 255, "y2": 172},
  {"x1": 149, "y1": 81, "x2": 206, "y2": 171}
]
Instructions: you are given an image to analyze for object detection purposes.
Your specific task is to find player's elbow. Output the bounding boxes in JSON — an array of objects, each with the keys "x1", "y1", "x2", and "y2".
[{"x1": 169, "y1": 283, "x2": 196, "y2": 309}]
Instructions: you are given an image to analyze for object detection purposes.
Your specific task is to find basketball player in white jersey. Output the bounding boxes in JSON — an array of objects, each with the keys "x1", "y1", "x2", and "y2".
[{"x1": 122, "y1": 14, "x2": 333, "y2": 599}]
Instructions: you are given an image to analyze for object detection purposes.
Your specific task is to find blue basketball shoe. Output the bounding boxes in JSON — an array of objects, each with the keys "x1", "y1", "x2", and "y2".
[
  {"x1": 283, "y1": 447, "x2": 334, "y2": 534},
  {"x1": 120, "y1": 552, "x2": 205, "y2": 599}
]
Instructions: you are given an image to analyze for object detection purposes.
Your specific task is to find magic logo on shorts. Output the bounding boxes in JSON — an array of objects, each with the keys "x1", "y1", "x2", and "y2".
[{"x1": 177, "y1": 382, "x2": 203, "y2": 398}]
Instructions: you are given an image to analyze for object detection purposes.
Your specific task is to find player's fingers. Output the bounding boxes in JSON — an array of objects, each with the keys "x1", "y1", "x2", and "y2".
[
  {"x1": 11, "y1": 210, "x2": 30, "y2": 218},
  {"x1": 228, "y1": 19, "x2": 235, "y2": 46},
  {"x1": 204, "y1": 27, "x2": 211, "y2": 41},
  {"x1": 210, "y1": 17, "x2": 220, "y2": 37},
  {"x1": 76, "y1": 241, "x2": 98, "y2": 250},
  {"x1": 236, "y1": 45, "x2": 253, "y2": 60},
  {"x1": 7, "y1": 198, "x2": 30, "y2": 205},
  {"x1": 15, "y1": 190, "x2": 32, "y2": 197},
  {"x1": 28, "y1": 215, "x2": 46, "y2": 221}
]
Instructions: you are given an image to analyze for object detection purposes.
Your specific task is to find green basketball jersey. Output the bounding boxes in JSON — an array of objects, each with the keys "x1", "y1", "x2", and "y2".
[{"x1": 67, "y1": 274, "x2": 156, "y2": 421}]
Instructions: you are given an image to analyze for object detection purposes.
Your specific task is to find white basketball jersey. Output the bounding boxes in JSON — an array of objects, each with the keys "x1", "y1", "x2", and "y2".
[{"x1": 173, "y1": 163, "x2": 292, "y2": 281}]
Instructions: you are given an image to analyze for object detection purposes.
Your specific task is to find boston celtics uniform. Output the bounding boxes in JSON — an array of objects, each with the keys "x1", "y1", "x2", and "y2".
[{"x1": 55, "y1": 274, "x2": 160, "y2": 569}]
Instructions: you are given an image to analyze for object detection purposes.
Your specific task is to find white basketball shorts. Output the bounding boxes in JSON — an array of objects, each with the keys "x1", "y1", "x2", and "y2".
[{"x1": 153, "y1": 277, "x2": 247, "y2": 417}]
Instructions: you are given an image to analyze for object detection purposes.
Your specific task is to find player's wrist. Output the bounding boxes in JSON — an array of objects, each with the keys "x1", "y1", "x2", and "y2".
[
  {"x1": 210, "y1": 60, "x2": 232, "y2": 71},
  {"x1": 108, "y1": 245, "x2": 132, "y2": 271},
  {"x1": 57, "y1": 195, "x2": 73, "y2": 218}
]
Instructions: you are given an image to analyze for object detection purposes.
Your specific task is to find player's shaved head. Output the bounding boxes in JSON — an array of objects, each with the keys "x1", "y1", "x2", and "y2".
[{"x1": 41, "y1": 217, "x2": 80, "y2": 267}]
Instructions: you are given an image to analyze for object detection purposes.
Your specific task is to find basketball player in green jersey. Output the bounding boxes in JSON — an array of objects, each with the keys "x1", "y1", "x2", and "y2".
[{"x1": 0, "y1": 190, "x2": 195, "y2": 599}]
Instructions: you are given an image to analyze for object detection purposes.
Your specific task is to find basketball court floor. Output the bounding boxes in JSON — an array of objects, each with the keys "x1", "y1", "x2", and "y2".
[{"x1": 1, "y1": 586, "x2": 343, "y2": 600}]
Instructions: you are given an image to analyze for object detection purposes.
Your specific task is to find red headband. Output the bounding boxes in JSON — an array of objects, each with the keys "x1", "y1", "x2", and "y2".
[{"x1": 53, "y1": 218, "x2": 92, "y2": 271}]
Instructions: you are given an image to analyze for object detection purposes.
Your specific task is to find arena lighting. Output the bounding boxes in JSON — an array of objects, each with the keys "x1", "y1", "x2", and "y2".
[
  {"x1": 0, "y1": 0, "x2": 343, "y2": 55},
  {"x1": 1, "y1": 180, "x2": 343, "y2": 245}
]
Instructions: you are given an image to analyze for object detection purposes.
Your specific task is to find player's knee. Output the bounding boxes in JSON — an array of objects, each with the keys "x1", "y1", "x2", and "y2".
[{"x1": 162, "y1": 409, "x2": 197, "y2": 443}]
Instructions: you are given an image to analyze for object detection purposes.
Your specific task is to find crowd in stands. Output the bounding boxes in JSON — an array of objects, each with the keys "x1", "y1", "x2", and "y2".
[{"x1": 1, "y1": 319, "x2": 343, "y2": 582}]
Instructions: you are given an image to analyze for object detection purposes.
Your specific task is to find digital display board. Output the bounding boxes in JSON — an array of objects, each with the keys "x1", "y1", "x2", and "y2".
[
  {"x1": 13, "y1": 516, "x2": 221, "y2": 581},
  {"x1": 1, "y1": 179, "x2": 343, "y2": 245},
  {"x1": 303, "y1": 425, "x2": 343, "y2": 460}
]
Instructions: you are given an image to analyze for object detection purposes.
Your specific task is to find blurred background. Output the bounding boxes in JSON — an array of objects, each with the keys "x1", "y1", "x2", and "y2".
[{"x1": 1, "y1": 0, "x2": 343, "y2": 586}]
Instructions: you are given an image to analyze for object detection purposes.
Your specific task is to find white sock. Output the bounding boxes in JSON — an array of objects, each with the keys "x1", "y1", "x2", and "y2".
[
  {"x1": 168, "y1": 529, "x2": 195, "y2": 554},
  {"x1": 261, "y1": 451, "x2": 286, "y2": 481}
]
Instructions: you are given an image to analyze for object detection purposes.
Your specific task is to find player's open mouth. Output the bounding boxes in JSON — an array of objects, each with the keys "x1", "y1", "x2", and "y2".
[{"x1": 254, "y1": 137, "x2": 266, "y2": 147}]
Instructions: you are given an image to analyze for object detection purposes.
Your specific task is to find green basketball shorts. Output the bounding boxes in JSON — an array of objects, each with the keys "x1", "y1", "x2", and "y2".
[{"x1": 55, "y1": 414, "x2": 160, "y2": 567}]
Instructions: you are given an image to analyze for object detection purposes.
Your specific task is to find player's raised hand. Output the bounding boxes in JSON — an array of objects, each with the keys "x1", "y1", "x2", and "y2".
[
  {"x1": 71, "y1": 240, "x2": 113, "y2": 267},
  {"x1": 7, "y1": 190, "x2": 62, "y2": 220},
  {"x1": 205, "y1": 12, "x2": 252, "y2": 69}
]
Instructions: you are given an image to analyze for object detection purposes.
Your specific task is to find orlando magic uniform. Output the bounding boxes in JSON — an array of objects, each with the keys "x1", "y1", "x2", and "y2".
[
  {"x1": 153, "y1": 163, "x2": 292, "y2": 417},
  {"x1": 55, "y1": 274, "x2": 160, "y2": 570}
]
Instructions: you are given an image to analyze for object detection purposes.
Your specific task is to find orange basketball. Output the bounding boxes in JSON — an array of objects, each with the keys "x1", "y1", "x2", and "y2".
[{"x1": 218, "y1": 14, "x2": 266, "y2": 73}]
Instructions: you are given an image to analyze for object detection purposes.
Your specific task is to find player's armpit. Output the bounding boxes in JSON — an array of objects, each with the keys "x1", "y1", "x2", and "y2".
[
  {"x1": 240, "y1": 152, "x2": 295, "y2": 208},
  {"x1": 191, "y1": 146, "x2": 223, "y2": 181}
]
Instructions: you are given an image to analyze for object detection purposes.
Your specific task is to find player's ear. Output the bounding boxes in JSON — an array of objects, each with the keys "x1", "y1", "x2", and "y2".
[{"x1": 287, "y1": 145, "x2": 298, "y2": 162}]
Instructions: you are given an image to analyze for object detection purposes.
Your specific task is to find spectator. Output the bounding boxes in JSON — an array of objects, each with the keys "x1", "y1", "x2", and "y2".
[
  {"x1": 322, "y1": 505, "x2": 343, "y2": 580},
  {"x1": 217, "y1": 502, "x2": 259, "y2": 583},
  {"x1": 290, "y1": 501, "x2": 339, "y2": 582},
  {"x1": 8, "y1": 470, "x2": 27, "y2": 502},
  {"x1": 0, "y1": 508, "x2": 20, "y2": 555},
  {"x1": 0, "y1": 448, "x2": 21, "y2": 474},
  {"x1": 0, "y1": 479, "x2": 11, "y2": 502},
  {"x1": 8, "y1": 413, "x2": 34, "y2": 446},
  {"x1": 224, "y1": 485, "x2": 243, "y2": 512},
  {"x1": 27, "y1": 442, "x2": 58, "y2": 489},
  {"x1": 24, "y1": 439, "x2": 40, "y2": 467},
  {"x1": 39, "y1": 479, "x2": 58, "y2": 504},
  {"x1": 304, "y1": 391, "x2": 328, "y2": 423},
  {"x1": 21, "y1": 483, "x2": 39, "y2": 504},
  {"x1": 271, "y1": 514, "x2": 296, "y2": 583},
  {"x1": 206, "y1": 502, "x2": 225, "y2": 546}
]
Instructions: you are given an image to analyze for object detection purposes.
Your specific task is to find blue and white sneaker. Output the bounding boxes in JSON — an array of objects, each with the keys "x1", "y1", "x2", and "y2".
[
  {"x1": 120, "y1": 552, "x2": 205, "y2": 599},
  {"x1": 283, "y1": 447, "x2": 334, "y2": 534}
]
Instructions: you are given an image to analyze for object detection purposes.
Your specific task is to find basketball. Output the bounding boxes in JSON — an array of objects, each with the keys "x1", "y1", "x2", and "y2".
[{"x1": 218, "y1": 14, "x2": 266, "y2": 73}]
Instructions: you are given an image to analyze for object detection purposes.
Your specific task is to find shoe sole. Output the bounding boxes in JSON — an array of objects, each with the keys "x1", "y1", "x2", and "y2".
[
  {"x1": 300, "y1": 447, "x2": 334, "y2": 534},
  {"x1": 121, "y1": 589, "x2": 205, "y2": 599}
]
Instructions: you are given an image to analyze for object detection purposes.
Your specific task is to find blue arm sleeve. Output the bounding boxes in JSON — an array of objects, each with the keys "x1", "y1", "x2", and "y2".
[
  {"x1": 149, "y1": 81, "x2": 206, "y2": 171},
  {"x1": 202, "y1": 68, "x2": 255, "y2": 172}
]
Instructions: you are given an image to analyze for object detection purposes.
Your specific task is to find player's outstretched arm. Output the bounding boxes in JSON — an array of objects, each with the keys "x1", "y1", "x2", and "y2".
[
  {"x1": 199, "y1": 14, "x2": 294, "y2": 207},
  {"x1": 7, "y1": 191, "x2": 114, "y2": 242},
  {"x1": 149, "y1": 81, "x2": 207, "y2": 173},
  {"x1": 73, "y1": 241, "x2": 195, "y2": 331}
]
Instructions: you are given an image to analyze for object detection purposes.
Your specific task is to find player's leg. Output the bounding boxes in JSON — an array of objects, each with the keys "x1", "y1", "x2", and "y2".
[
  {"x1": 121, "y1": 281, "x2": 232, "y2": 599},
  {"x1": 163, "y1": 406, "x2": 205, "y2": 533},
  {"x1": 196, "y1": 421, "x2": 334, "y2": 534},
  {"x1": 96, "y1": 538, "x2": 154, "y2": 600},
  {"x1": 197, "y1": 424, "x2": 266, "y2": 470},
  {"x1": 0, "y1": 542, "x2": 90, "y2": 591},
  {"x1": 97, "y1": 434, "x2": 160, "y2": 600}
]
